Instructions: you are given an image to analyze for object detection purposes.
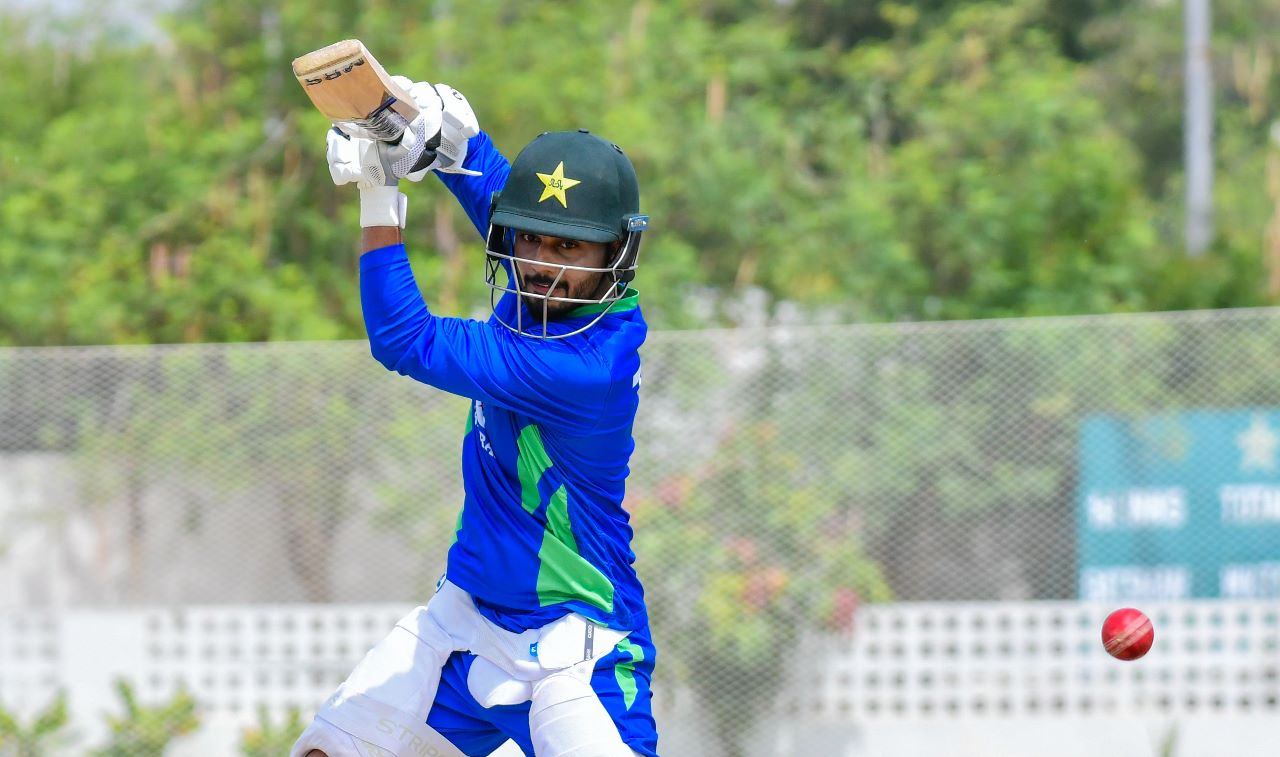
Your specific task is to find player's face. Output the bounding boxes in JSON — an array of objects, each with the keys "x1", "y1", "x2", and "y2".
[{"x1": 513, "y1": 232, "x2": 613, "y2": 319}]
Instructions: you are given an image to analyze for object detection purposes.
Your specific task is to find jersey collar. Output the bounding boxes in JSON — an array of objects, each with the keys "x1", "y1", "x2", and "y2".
[{"x1": 565, "y1": 288, "x2": 640, "y2": 319}]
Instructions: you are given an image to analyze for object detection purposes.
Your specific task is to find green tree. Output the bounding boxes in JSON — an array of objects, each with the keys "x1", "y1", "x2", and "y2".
[
  {"x1": 6, "y1": 0, "x2": 1280, "y2": 343},
  {"x1": 1083, "y1": 0, "x2": 1280, "y2": 307}
]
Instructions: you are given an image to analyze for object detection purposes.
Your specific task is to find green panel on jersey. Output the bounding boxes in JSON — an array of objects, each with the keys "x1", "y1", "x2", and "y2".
[
  {"x1": 613, "y1": 638, "x2": 644, "y2": 709},
  {"x1": 517, "y1": 424, "x2": 555, "y2": 514},
  {"x1": 537, "y1": 484, "x2": 615, "y2": 611},
  {"x1": 545, "y1": 485, "x2": 578, "y2": 552},
  {"x1": 517, "y1": 424, "x2": 615, "y2": 612}
]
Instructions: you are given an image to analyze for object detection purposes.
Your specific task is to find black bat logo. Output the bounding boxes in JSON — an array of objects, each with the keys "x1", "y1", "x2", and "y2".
[{"x1": 304, "y1": 57, "x2": 366, "y2": 86}]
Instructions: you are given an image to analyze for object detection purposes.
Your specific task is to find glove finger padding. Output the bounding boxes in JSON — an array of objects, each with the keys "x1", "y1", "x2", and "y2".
[
  {"x1": 398, "y1": 75, "x2": 443, "y2": 165},
  {"x1": 326, "y1": 128, "x2": 367, "y2": 186},
  {"x1": 401, "y1": 79, "x2": 444, "y2": 182},
  {"x1": 402, "y1": 81, "x2": 482, "y2": 177},
  {"x1": 387, "y1": 114, "x2": 430, "y2": 180},
  {"x1": 325, "y1": 127, "x2": 397, "y2": 188},
  {"x1": 432, "y1": 83, "x2": 481, "y2": 175}
]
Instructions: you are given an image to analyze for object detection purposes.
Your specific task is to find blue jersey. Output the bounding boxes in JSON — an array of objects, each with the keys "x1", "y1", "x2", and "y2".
[{"x1": 359, "y1": 132, "x2": 649, "y2": 634}]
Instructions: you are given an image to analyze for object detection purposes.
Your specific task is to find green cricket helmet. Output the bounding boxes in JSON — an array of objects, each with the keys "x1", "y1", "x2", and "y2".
[{"x1": 484, "y1": 129, "x2": 648, "y2": 338}]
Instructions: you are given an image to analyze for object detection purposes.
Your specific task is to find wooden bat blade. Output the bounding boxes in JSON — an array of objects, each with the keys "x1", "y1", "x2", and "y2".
[{"x1": 291, "y1": 39, "x2": 418, "y2": 142}]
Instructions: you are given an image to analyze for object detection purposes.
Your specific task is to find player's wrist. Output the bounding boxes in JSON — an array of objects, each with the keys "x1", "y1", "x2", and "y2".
[
  {"x1": 358, "y1": 185, "x2": 407, "y2": 228},
  {"x1": 361, "y1": 225, "x2": 403, "y2": 253}
]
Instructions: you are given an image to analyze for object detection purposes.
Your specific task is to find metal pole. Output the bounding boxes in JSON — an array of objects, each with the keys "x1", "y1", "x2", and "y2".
[{"x1": 1185, "y1": 0, "x2": 1213, "y2": 256}]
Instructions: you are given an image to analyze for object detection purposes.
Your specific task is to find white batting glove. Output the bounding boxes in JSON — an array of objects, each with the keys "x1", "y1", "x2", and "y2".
[
  {"x1": 335, "y1": 77, "x2": 479, "y2": 180},
  {"x1": 330, "y1": 75, "x2": 435, "y2": 183},
  {"x1": 403, "y1": 81, "x2": 482, "y2": 177},
  {"x1": 381, "y1": 75, "x2": 436, "y2": 182},
  {"x1": 325, "y1": 127, "x2": 407, "y2": 228}
]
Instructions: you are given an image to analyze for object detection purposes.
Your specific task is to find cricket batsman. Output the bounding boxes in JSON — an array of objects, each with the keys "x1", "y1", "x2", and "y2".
[{"x1": 291, "y1": 79, "x2": 659, "y2": 757}]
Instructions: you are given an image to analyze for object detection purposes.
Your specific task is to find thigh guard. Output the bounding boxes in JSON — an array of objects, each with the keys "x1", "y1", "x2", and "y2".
[{"x1": 293, "y1": 583, "x2": 477, "y2": 757}]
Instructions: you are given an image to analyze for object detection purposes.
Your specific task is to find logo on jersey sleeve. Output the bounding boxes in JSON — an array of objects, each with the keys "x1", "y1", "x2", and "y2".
[{"x1": 473, "y1": 401, "x2": 495, "y2": 458}]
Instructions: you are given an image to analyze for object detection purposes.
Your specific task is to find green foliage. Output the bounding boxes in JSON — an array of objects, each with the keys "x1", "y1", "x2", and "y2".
[
  {"x1": 2, "y1": 0, "x2": 1279, "y2": 346},
  {"x1": 239, "y1": 705, "x2": 304, "y2": 757},
  {"x1": 93, "y1": 681, "x2": 198, "y2": 757},
  {"x1": 1083, "y1": 0, "x2": 1280, "y2": 308},
  {"x1": 756, "y1": 1, "x2": 1160, "y2": 320},
  {"x1": 0, "y1": 691, "x2": 73, "y2": 757}
]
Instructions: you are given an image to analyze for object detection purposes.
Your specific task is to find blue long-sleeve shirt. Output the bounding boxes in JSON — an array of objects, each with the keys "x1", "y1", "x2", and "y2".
[{"x1": 359, "y1": 132, "x2": 649, "y2": 633}]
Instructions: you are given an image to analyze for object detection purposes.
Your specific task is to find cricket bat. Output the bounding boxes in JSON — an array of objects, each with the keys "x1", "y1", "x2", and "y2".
[{"x1": 292, "y1": 39, "x2": 417, "y2": 142}]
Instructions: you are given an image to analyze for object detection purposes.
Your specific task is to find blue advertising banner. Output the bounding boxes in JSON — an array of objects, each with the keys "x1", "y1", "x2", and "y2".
[{"x1": 1078, "y1": 410, "x2": 1280, "y2": 601}]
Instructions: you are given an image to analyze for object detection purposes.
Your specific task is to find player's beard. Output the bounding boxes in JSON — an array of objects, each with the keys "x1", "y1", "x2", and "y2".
[{"x1": 517, "y1": 268, "x2": 608, "y2": 321}]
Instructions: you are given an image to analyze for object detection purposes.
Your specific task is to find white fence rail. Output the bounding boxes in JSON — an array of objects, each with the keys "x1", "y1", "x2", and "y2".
[
  {"x1": 801, "y1": 600, "x2": 1280, "y2": 721},
  {"x1": 3, "y1": 600, "x2": 1278, "y2": 756}
]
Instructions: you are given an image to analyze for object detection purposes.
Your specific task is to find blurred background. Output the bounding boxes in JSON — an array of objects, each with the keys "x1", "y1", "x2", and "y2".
[{"x1": 1, "y1": 0, "x2": 1279, "y2": 755}]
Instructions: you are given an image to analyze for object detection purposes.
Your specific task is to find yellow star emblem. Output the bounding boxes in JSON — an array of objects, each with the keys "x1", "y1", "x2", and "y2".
[{"x1": 536, "y1": 162, "x2": 581, "y2": 208}]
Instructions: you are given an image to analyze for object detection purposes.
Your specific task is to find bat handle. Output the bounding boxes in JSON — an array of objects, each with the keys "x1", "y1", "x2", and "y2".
[{"x1": 348, "y1": 97, "x2": 407, "y2": 142}]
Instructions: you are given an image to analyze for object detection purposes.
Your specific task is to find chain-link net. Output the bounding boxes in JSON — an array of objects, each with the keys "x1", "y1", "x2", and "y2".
[{"x1": 2, "y1": 308, "x2": 1280, "y2": 755}]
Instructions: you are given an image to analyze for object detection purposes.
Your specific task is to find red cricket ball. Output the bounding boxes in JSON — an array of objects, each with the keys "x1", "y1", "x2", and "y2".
[{"x1": 1101, "y1": 607, "x2": 1155, "y2": 661}]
